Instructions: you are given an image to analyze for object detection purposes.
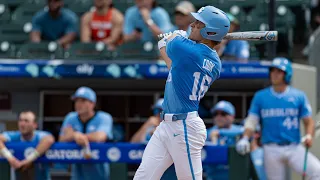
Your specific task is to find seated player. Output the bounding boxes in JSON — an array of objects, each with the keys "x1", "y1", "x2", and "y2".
[
  {"x1": 0, "y1": 111, "x2": 55, "y2": 180},
  {"x1": 205, "y1": 101, "x2": 244, "y2": 180},
  {"x1": 170, "y1": 1, "x2": 195, "y2": 35}
]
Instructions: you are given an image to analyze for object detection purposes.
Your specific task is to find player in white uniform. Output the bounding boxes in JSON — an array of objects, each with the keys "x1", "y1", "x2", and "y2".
[
  {"x1": 236, "y1": 57, "x2": 320, "y2": 180},
  {"x1": 133, "y1": 6, "x2": 230, "y2": 180}
]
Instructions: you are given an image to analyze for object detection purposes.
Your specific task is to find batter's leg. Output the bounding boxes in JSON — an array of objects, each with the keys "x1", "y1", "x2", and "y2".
[
  {"x1": 134, "y1": 124, "x2": 173, "y2": 180},
  {"x1": 287, "y1": 144, "x2": 320, "y2": 180},
  {"x1": 168, "y1": 117, "x2": 207, "y2": 180},
  {"x1": 263, "y1": 144, "x2": 286, "y2": 180}
]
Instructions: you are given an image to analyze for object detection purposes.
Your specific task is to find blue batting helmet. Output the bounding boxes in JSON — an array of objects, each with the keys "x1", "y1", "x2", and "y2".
[
  {"x1": 269, "y1": 57, "x2": 292, "y2": 84},
  {"x1": 210, "y1": 100, "x2": 235, "y2": 116},
  {"x1": 152, "y1": 98, "x2": 164, "y2": 115},
  {"x1": 191, "y1": 6, "x2": 230, "y2": 41},
  {"x1": 72, "y1": 86, "x2": 96, "y2": 103}
]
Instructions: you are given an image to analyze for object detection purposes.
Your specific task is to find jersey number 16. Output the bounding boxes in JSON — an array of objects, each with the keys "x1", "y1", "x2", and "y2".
[{"x1": 189, "y1": 72, "x2": 212, "y2": 101}]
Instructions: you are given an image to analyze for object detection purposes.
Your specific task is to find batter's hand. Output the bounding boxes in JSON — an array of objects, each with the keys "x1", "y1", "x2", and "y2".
[
  {"x1": 173, "y1": 30, "x2": 188, "y2": 38},
  {"x1": 236, "y1": 137, "x2": 250, "y2": 155},
  {"x1": 301, "y1": 134, "x2": 313, "y2": 148}
]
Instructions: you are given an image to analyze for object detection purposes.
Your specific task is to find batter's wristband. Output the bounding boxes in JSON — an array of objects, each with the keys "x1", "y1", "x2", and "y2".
[{"x1": 158, "y1": 38, "x2": 167, "y2": 50}]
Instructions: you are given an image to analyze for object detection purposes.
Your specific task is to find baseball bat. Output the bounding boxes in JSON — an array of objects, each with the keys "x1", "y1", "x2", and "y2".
[
  {"x1": 302, "y1": 147, "x2": 309, "y2": 180},
  {"x1": 158, "y1": 31, "x2": 278, "y2": 41}
]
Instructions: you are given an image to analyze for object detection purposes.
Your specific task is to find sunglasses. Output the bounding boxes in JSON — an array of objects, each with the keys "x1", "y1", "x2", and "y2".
[{"x1": 213, "y1": 111, "x2": 228, "y2": 117}]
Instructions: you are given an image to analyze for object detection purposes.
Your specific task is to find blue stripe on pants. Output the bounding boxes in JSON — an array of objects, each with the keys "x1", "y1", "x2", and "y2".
[{"x1": 182, "y1": 120, "x2": 195, "y2": 180}]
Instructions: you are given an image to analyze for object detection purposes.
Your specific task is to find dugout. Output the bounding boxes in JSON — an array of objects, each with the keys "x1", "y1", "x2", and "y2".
[{"x1": 0, "y1": 60, "x2": 316, "y2": 180}]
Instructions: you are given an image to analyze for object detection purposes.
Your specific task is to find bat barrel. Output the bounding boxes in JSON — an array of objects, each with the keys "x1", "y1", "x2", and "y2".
[{"x1": 223, "y1": 31, "x2": 278, "y2": 41}]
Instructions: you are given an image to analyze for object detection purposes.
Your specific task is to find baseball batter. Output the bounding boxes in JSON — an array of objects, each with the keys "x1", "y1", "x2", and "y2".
[
  {"x1": 133, "y1": 6, "x2": 230, "y2": 180},
  {"x1": 236, "y1": 57, "x2": 320, "y2": 179}
]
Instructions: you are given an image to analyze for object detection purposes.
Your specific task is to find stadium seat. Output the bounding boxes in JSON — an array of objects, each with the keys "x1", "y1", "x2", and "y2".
[
  {"x1": 219, "y1": 0, "x2": 263, "y2": 9},
  {"x1": 11, "y1": 3, "x2": 45, "y2": 25},
  {"x1": 5, "y1": 0, "x2": 32, "y2": 8},
  {"x1": 220, "y1": 5, "x2": 247, "y2": 23},
  {"x1": 275, "y1": 0, "x2": 308, "y2": 7},
  {"x1": 64, "y1": 42, "x2": 112, "y2": 60},
  {"x1": 113, "y1": 1, "x2": 134, "y2": 14},
  {"x1": 0, "y1": 1, "x2": 10, "y2": 24},
  {"x1": 113, "y1": 41, "x2": 159, "y2": 60},
  {"x1": 69, "y1": 4, "x2": 93, "y2": 18},
  {"x1": 0, "y1": 41, "x2": 16, "y2": 58},
  {"x1": 16, "y1": 42, "x2": 64, "y2": 59},
  {"x1": 0, "y1": 24, "x2": 30, "y2": 44}
]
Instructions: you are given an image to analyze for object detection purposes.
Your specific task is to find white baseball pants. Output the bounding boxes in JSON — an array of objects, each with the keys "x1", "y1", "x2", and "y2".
[
  {"x1": 263, "y1": 144, "x2": 320, "y2": 180},
  {"x1": 133, "y1": 111, "x2": 207, "y2": 180}
]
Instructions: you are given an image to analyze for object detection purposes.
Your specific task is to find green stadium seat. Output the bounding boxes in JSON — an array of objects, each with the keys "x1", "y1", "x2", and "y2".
[
  {"x1": 64, "y1": 42, "x2": 112, "y2": 60},
  {"x1": 69, "y1": 4, "x2": 93, "y2": 18},
  {"x1": 246, "y1": 4, "x2": 295, "y2": 31},
  {"x1": 0, "y1": 1, "x2": 10, "y2": 23},
  {"x1": 11, "y1": 3, "x2": 45, "y2": 25},
  {"x1": 114, "y1": 41, "x2": 159, "y2": 60},
  {"x1": 16, "y1": 42, "x2": 64, "y2": 59},
  {"x1": 5, "y1": 0, "x2": 32, "y2": 8},
  {"x1": 113, "y1": 1, "x2": 134, "y2": 14},
  {"x1": 0, "y1": 24, "x2": 30, "y2": 44},
  {"x1": 0, "y1": 41, "x2": 16, "y2": 58},
  {"x1": 220, "y1": 5, "x2": 247, "y2": 23},
  {"x1": 219, "y1": 0, "x2": 264, "y2": 9},
  {"x1": 275, "y1": 0, "x2": 308, "y2": 7}
]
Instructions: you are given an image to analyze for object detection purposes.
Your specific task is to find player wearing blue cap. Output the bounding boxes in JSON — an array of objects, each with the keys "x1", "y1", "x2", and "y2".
[
  {"x1": 134, "y1": 5, "x2": 230, "y2": 180},
  {"x1": 59, "y1": 86, "x2": 113, "y2": 180},
  {"x1": 236, "y1": 58, "x2": 320, "y2": 179},
  {"x1": 205, "y1": 101, "x2": 244, "y2": 180}
]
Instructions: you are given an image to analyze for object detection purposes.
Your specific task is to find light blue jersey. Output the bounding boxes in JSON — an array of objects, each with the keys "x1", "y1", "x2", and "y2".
[
  {"x1": 249, "y1": 86, "x2": 312, "y2": 144},
  {"x1": 205, "y1": 125, "x2": 243, "y2": 180},
  {"x1": 2, "y1": 130, "x2": 52, "y2": 180},
  {"x1": 163, "y1": 36, "x2": 221, "y2": 113},
  {"x1": 60, "y1": 111, "x2": 113, "y2": 180}
]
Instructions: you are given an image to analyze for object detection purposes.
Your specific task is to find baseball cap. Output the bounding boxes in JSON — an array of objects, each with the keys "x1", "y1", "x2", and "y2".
[
  {"x1": 175, "y1": 1, "x2": 195, "y2": 15},
  {"x1": 71, "y1": 86, "x2": 96, "y2": 103},
  {"x1": 210, "y1": 100, "x2": 235, "y2": 116}
]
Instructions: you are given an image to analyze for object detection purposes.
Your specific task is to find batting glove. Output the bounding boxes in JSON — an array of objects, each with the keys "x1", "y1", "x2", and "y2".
[
  {"x1": 236, "y1": 137, "x2": 250, "y2": 155},
  {"x1": 173, "y1": 30, "x2": 188, "y2": 38}
]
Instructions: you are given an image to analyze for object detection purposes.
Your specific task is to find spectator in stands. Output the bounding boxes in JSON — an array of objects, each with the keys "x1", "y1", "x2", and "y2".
[
  {"x1": 30, "y1": 0, "x2": 78, "y2": 48},
  {"x1": 215, "y1": 13, "x2": 250, "y2": 62},
  {"x1": 81, "y1": 0, "x2": 124, "y2": 51},
  {"x1": 0, "y1": 111, "x2": 54, "y2": 180},
  {"x1": 59, "y1": 86, "x2": 113, "y2": 180},
  {"x1": 130, "y1": 98, "x2": 177, "y2": 180},
  {"x1": 171, "y1": 1, "x2": 195, "y2": 35},
  {"x1": 123, "y1": 0, "x2": 173, "y2": 43},
  {"x1": 205, "y1": 101, "x2": 243, "y2": 180}
]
